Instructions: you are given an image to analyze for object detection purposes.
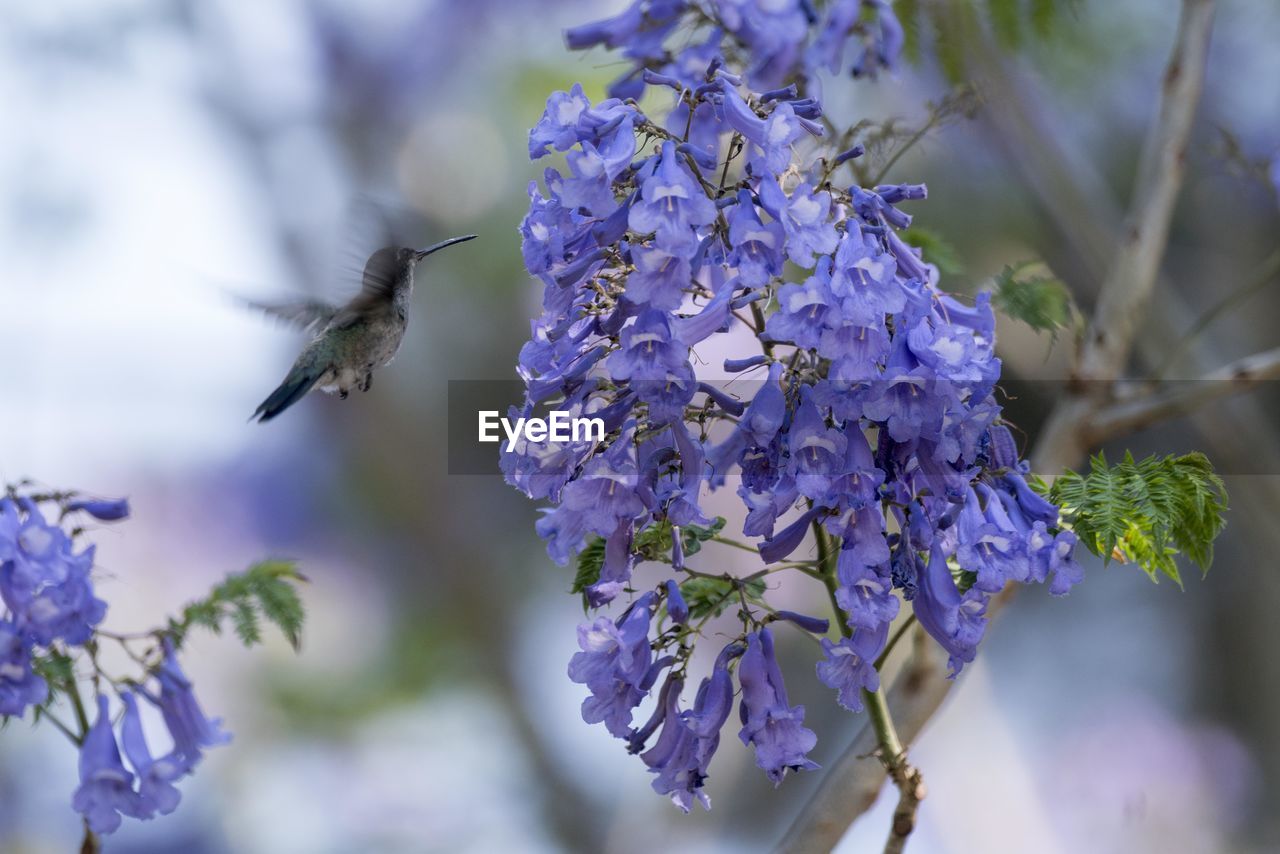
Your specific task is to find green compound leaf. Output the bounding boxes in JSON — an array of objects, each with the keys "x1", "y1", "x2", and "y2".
[
  {"x1": 990, "y1": 261, "x2": 1074, "y2": 340},
  {"x1": 1046, "y1": 452, "x2": 1228, "y2": 587},
  {"x1": 170, "y1": 560, "x2": 307, "y2": 651}
]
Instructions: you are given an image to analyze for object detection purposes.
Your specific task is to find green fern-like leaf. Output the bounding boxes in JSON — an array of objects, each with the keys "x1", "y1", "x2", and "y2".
[
  {"x1": 1048, "y1": 452, "x2": 1228, "y2": 586},
  {"x1": 172, "y1": 561, "x2": 307, "y2": 650}
]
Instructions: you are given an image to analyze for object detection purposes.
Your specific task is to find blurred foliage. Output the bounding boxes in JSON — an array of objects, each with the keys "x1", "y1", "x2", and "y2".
[
  {"x1": 990, "y1": 260, "x2": 1075, "y2": 341},
  {"x1": 900, "y1": 0, "x2": 1083, "y2": 82},
  {"x1": 1040, "y1": 452, "x2": 1228, "y2": 586},
  {"x1": 902, "y1": 226, "x2": 965, "y2": 275}
]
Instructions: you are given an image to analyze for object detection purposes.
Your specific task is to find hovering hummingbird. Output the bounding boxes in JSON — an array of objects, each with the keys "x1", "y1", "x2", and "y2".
[{"x1": 250, "y1": 234, "x2": 477, "y2": 422}]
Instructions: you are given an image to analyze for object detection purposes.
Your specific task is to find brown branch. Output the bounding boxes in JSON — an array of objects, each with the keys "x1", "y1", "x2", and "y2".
[
  {"x1": 884, "y1": 761, "x2": 927, "y2": 854},
  {"x1": 1077, "y1": 0, "x2": 1217, "y2": 383},
  {"x1": 1088, "y1": 345, "x2": 1280, "y2": 442}
]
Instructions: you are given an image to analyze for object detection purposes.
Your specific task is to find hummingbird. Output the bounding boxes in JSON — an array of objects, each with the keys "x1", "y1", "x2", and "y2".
[{"x1": 250, "y1": 234, "x2": 477, "y2": 422}]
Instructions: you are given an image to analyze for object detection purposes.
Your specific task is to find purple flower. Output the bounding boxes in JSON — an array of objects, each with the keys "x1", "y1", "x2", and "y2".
[
  {"x1": 529, "y1": 84, "x2": 592, "y2": 157},
  {"x1": 850, "y1": 0, "x2": 904, "y2": 78},
  {"x1": 758, "y1": 180, "x2": 839, "y2": 267},
  {"x1": 0, "y1": 619, "x2": 46, "y2": 716},
  {"x1": 72, "y1": 695, "x2": 144, "y2": 835},
  {"x1": 607, "y1": 311, "x2": 698, "y2": 422},
  {"x1": 566, "y1": 0, "x2": 687, "y2": 62},
  {"x1": 65, "y1": 497, "x2": 131, "y2": 521},
  {"x1": 149, "y1": 641, "x2": 231, "y2": 764},
  {"x1": 639, "y1": 642, "x2": 743, "y2": 811},
  {"x1": 718, "y1": 85, "x2": 808, "y2": 176},
  {"x1": 829, "y1": 228, "x2": 907, "y2": 324},
  {"x1": 738, "y1": 628, "x2": 819, "y2": 783},
  {"x1": 626, "y1": 243, "x2": 693, "y2": 311},
  {"x1": 861, "y1": 366, "x2": 946, "y2": 444},
  {"x1": 120, "y1": 691, "x2": 189, "y2": 818},
  {"x1": 766, "y1": 259, "x2": 835, "y2": 350},
  {"x1": 665, "y1": 579, "x2": 689, "y2": 624},
  {"x1": 512, "y1": 0, "x2": 1085, "y2": 812},
  {"x1": 955, "y1": 486, "x2": 1032, "y2": 592},
  {"x1": 638, "y1": 679, "x2": 706, "y2": 810},
  {"x1": 569, "y1": 594, "x2": 658, "y2": 738},
  {"x1": 727, "y1": 191, "x2": 785, "y2": 286},
  {"x1": 628, "y1": 141, "x2": 717, "y2": 249},
  {"x1": 0, "y1": 503, "x2": 106, "y2": 646},
  {"x1": 559, "y1": 125, "x2": 637, "y2": 217},
  {"x1": 1046, "y1": 529, "x2": 1085, "y2": 596},
  {"x1": 529, "y1": 84, "x2": 637, "y2": 158},
  {"x1": 817, "y1": 621, "x2": 887, "y2": 712},
  {"x1": 834, "y1": 543, "x2": 899, "y2": 630},
  {"x1": 807, "y1": 0, "x2": 865, "y2": 74},
  {"x1": 912, "y1": 544, "x2": 988, "y2": 676},
  {"x1": 716, "y1": 0, "x2": 810, "y2": 86},
  {"x1": 787, "y1": 388, "x2": 847, "y2": 500}
]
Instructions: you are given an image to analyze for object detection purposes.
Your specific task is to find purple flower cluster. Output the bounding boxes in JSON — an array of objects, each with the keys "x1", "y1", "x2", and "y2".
[
  {"x1": 504, "y1": 4, "x2": 1082, "y2": 810},
  {"x1": 565, "y1": 0, "x2": 904, "y2": 98},
  {"x1": 0, "y1": 497, "x2": 109, "y2": 714},
  {"x1": 73, "y1": 643, "x2": 230, "y2": 835},
  {"x1": 0, "y1": 494, "x2": 229, "y2": 836}
]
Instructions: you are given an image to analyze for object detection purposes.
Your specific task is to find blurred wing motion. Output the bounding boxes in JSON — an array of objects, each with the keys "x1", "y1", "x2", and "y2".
[
  {"x1": 242, "y1": 297, "x2": 340, "y2": 335},
  {"x1": 325, "y1": 245, "x2": 399, "y2": 329}
]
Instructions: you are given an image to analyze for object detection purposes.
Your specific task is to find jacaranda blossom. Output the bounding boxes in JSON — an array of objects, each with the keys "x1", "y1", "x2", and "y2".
[{"x1": 504, "y1": 0, "x2": 1081, "y2": 811}]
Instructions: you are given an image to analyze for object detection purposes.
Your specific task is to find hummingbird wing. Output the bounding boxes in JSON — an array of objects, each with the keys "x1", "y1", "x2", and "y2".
[
  {"x1": 328, "y1": 250, "x2": 398, "y2": 329},
  {"x1": 243, "y1": 297, "x2": 340, "y2": 334}
]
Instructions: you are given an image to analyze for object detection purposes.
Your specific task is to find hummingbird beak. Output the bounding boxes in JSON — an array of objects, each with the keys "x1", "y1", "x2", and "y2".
[{"x1": 415, "y1": 234, "x2": 478, "y2": 260}]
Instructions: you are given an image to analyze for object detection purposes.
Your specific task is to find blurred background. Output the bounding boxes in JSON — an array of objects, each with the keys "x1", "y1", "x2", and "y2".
[{"x1": 1, "y1": 0, "x2": 1278, "y2": 851}]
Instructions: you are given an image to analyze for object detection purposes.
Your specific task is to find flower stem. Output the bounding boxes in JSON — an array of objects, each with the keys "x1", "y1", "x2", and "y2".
[
  {"x1": 873, "y1": 615, "x2": 918, "y2": 670},
  {"x1": 811, "y1": 520, "x2": 849, "y2": 639},
  {"x1": 865, "y1": 684, "x2": 926, "y2": 854},
  {"x1": 80, "y1": 822, "x2": 101, "y2": 854},
  {"x1": 813, "y1": 518, "x2": 926, "y2": 853}
]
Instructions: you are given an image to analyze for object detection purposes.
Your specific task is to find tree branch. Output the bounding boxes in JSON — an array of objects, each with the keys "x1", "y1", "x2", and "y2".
[
  {"x1": 1077, "y1": 0, "x2": 1217, "y2": 382},
  {"x1": 1088, "y1": 345, "x2": 1280, "y2": 442}
]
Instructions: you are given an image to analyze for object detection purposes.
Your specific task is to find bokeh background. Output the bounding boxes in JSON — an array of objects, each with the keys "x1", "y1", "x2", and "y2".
[{"x1": 2, "y1": 1, "x2": 1279, "y2": 852}]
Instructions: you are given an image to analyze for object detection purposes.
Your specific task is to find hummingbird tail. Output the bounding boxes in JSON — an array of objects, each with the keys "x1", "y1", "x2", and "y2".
[{"x1": 252, "y1": 366, "x2": 323, "y2": 423}]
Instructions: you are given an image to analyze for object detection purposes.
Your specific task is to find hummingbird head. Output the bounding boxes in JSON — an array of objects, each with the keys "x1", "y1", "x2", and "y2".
[{"x1": 362, "y1": 235, "x2": 478, "y2": 294}]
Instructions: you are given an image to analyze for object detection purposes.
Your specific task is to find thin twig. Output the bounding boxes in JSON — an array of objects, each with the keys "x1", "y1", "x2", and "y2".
[{"x1": 1155, "y1": 248, "x2": 1280, "y2": 379}]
